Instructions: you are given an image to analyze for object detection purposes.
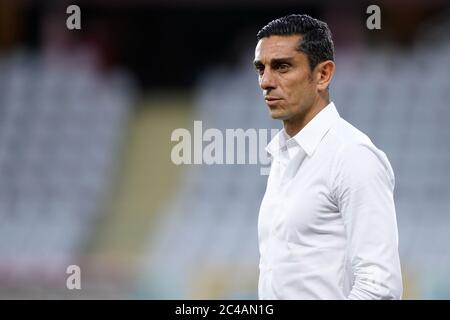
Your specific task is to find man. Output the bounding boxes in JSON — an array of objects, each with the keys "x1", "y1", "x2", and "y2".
[{"x1": 254, "y1": 14, "x2": 402, "y2": 299}]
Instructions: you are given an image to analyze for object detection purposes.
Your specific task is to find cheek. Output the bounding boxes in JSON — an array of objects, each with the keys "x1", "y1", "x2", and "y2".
[
  {"x1": 285, "y1": 82, "x2": 307, "y2": 105},
  {"x1": 283, "y1": 74, "x2": 307, "y2": 96},
  {"x1": 291, "y1": 79, "x2": 314, "y2": 100}
]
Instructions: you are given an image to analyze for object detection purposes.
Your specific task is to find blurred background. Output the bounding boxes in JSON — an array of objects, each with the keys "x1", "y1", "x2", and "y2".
[{"x1": 0, "y1": 0, "x2": 449, "y2": 299}]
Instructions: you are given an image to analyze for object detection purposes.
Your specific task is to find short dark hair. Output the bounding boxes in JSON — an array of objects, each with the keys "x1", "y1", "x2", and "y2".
[{"x1": 256, "y1": 14, "x2": 334, "y2": 71}]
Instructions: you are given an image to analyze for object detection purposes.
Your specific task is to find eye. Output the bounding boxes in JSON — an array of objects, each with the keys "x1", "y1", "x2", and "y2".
[
  {"x1": 277, "y1": 63, "x2": 290, "y2": 72},
  {"x1": 255, "y1": 66, "x2": 264, "y2": 76}
]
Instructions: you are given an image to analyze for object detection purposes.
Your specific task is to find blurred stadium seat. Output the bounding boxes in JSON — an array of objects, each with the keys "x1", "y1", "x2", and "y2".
[{"x1": 0, "y1": 47, "x2": 134, "y2": 295}]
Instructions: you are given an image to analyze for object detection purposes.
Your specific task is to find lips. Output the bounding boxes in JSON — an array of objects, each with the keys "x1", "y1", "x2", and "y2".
[
  {"x1": 264, "y1": 96, "x2": 281, "y2": 101},
  {"x1": 264, "y1": 96, "x2": 282, "y2": 107}
]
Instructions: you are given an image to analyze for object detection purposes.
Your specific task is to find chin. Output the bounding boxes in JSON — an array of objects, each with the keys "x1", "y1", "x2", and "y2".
[
  {"x1": 270, "y1": 112, "x2": 281, "y2": 119},
  {"x1": 270, "y1": 110, "x2": 288, "y2": 120},
  {"x1": 271, "y1": 114, "x2": 283, "y2": 120}
]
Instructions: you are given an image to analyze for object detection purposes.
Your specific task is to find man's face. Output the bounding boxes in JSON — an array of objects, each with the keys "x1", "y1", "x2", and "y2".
[{"x1": 254, "y1": 35, "x2": 317, "y2": 121}]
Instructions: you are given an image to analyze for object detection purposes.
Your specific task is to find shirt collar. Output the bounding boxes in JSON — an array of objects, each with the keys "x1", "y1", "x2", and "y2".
[{"x1": 266, "y1": 101, "x2": 340, "y2": 158}]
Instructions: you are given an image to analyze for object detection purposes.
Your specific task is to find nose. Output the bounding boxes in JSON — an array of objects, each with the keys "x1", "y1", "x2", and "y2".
[{"x1": 259, "y1": 69, "x2": 276, "y2": 91}]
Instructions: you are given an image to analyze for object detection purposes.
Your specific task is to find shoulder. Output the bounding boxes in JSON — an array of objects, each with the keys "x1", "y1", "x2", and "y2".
[{"x1": 328, "y1": 118, "x2": 395, "y2": 188}]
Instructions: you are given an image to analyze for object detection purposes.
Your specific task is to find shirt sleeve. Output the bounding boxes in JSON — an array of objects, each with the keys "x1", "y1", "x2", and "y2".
[{"x1": 332, "y1": 143, "x2": 403, "y2": 299}]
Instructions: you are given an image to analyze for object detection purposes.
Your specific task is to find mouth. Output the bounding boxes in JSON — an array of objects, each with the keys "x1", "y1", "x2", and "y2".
[{"x1": 264, "y1": 96, "x2": 282, "y2": 107}]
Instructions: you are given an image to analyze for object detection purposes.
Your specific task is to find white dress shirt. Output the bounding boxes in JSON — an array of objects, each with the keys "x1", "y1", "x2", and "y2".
[{"x1": 258, "y1": 102, "x2": 402, "y2": 300}]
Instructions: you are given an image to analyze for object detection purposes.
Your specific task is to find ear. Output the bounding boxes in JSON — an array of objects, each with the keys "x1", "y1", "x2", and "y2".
[{"x1": 315, "y1": 60, "x2": 335, "y2": 91}]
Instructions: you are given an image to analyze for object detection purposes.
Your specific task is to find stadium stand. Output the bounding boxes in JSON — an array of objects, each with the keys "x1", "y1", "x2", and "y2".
[{"x1": 0, "y1": 47, "x2": 134, "y2": 292}]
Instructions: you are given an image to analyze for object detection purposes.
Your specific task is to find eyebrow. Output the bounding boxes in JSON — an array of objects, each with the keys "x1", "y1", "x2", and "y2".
[{"x1": 253, "y1": 57, "x2": 295, "y2": 67}]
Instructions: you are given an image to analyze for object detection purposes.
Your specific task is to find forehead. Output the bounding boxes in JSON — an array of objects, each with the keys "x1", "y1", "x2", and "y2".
[{"x1": 255, "y1": 35, "x2": 303, "y2": 61}]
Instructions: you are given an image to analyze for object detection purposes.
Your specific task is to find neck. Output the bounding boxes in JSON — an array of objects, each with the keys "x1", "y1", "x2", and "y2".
[{"x1": 283, "y1": 96, "x2": 330, "y2": 137}]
